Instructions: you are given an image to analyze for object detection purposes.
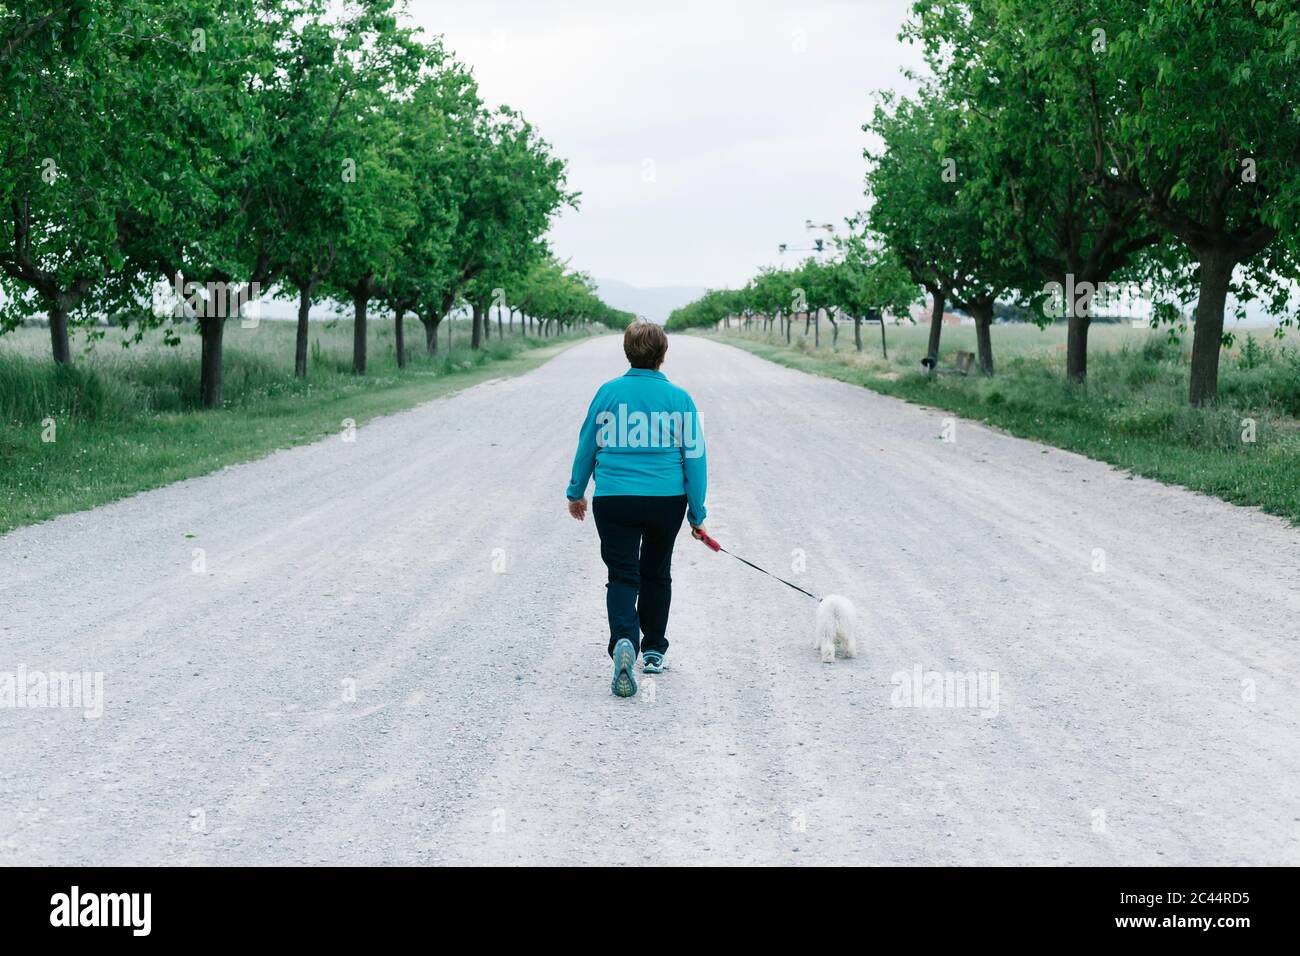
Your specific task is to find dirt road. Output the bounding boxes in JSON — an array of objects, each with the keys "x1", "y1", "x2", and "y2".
[{"x1": 3, "y1": 333, "x2": 1298, "y2": 864}]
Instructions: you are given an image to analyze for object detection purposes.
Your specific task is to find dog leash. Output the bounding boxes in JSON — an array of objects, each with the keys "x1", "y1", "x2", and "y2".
[{"x1": 692, "y1": 530, "x2": 822, "y2": 602}]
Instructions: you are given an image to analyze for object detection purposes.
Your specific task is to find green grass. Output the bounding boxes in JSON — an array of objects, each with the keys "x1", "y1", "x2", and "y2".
[
  {"x1": 710, "y1": 319, "x2": 1300, "y2": 523},
  {"x1": 0, "y1": 318, "x2": 600, "y2": 533}
]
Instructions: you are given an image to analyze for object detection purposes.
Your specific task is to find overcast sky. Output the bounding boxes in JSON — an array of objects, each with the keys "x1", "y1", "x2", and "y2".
[{"x1": 404, "y1": 0, "x2": 923, "y2": 290}]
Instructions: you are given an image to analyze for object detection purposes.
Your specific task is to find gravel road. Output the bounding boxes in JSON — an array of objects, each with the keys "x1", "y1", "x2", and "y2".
[{"x1": 3, "y1": 333, "x2": 1299, "y2": 865}]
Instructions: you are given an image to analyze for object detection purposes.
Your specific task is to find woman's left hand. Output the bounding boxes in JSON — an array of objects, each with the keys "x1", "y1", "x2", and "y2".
[{"x1": 568, "y1": 497, "x2": 588, "y2": 521}]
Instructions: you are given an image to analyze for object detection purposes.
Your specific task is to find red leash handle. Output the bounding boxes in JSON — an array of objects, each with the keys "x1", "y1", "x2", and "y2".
[{"x1": 693, "y1": 529, "x2": 722, "y2": 552}]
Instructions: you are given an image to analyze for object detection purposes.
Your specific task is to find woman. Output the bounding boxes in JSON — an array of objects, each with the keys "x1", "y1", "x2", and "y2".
[{"x1": 566, "y1": 322, "x2": 708, "y2": 698}]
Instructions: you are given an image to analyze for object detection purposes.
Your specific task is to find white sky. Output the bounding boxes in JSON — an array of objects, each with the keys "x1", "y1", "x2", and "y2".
[{"x1": 404, "y1": 0, "x2": 922, "y2": 290}]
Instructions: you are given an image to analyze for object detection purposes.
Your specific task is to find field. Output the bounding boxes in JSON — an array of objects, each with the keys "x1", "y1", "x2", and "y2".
[
  {"x1": 709, "y1": 318, "x2": 1300, "y2": 522},
  {"x1": 0, "y1": 317, "x2": 601, "y2": 533}
]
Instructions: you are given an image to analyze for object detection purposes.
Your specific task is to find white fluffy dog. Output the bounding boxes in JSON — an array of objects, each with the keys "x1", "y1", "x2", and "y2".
[{"x1": 814, "y1": 594, "x2": 857, "y2": 663}]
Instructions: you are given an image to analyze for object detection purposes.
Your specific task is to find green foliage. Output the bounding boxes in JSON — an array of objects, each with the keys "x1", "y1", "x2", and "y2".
[
  {"x1": 1, "y1": 0, "x2": 621, "y2": 400},
  {"x1": 669, "y1": 252, "x2": 918, "y2": 333},
  {"x1": 666, "y1": 288, "x2": 739, "y2": 331},
  {"x1": 900, "y1": 0, "x2": 1300, "y2": 400},
  {"x1": 513, "y1": 258, "x2": 629, "y2": 330},
  {"x1": 862, "y1": 89, "x2": 976, "y2": 299},
  {"x1": 0, "y1": 321, "x2": 601, "y2": 531}
]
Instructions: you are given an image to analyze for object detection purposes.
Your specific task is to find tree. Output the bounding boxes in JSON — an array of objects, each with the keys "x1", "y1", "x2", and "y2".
[
  {"x1": 904, "y1": 0, "x2": 1161, "y2": 383},
  {"x1": 376, "y1": 59, "x2": 477, "y2": 369},
  {"x1": 462, "y1": 109, "x2": 572, "y2": 349},
  {"x1": 833, "y1": 234, "x2": 918, "y2": 356},
  {"x1": 864, "y1": 92, "x2": 966, "y2": 368},
  {"x1": 267, "y1": 0, "x2": 402, "y2": 378},
  {"x1": 1079, "y1": 0, "x2": 1300, "y2": 404},
  {"x1": 794, "y1": 258, "x2": 838, "y2": 348},
  {"x1": 0, "y1": 0, "x2": 156, "y2": 361},
  {"x1": 114, "y1": 0, "x2": 292, "y2": 407},
  {"x1": 665, "y1": 288, "x2": 735, "y2": 331},
  {"x1": 750, "y1": 267, "x2": 798, "y2": 343},
  {"x1": 0, "y1": 1, "x2": 96, "y2": 68},
  {"x1": 919, "y1": 87, "x2": 1032, "y2": 375},
  {"x1": 320, "y1": 5, "x2": 424, "y2": 377}
]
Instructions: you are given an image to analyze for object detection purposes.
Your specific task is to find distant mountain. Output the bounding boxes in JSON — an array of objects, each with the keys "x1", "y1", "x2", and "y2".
[{"x1": 595, "y1": 278, "x2": 709, "y2": 325}]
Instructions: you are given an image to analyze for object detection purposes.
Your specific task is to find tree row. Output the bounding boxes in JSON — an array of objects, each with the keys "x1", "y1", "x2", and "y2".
[
  {"x1": 0, "y1": 0, "x2": 633, "y2": 407},
  {"x1": 671, "y1": 1, "x2": 1300, "y2": 405}
]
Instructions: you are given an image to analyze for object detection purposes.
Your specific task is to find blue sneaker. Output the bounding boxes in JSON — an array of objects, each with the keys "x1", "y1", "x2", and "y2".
[
  {"x1": 641, "y1": 651, "x2": 667, "y2": 674},
  {"x1": 611, "y1": 639, "x2": 637, "y2": 698}
]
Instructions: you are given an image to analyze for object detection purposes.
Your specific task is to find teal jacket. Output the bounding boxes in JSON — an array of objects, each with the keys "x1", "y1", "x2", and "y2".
[{"x1": 566, "y1": 368, "x2": 708, "y2": 526}]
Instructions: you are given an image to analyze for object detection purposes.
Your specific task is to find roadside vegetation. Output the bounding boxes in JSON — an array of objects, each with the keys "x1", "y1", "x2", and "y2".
[
  {"x1": 0, "y1": 319, "x2": 604, "y2": 532},
  {"x1": 669, "y1": 1, "x2": 1300, "y2": 521},
  {"x1": 0, "y1": 1, "x2": 634, "y2": 531},
  {"x1": 709, "y1": 320, "x2": 1300, "y2": 523}
]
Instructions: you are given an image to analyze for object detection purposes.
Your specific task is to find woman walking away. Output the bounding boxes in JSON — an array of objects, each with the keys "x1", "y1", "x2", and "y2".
[{"x1": 566, "y1": 323, "x2": 708, "y2": 698}]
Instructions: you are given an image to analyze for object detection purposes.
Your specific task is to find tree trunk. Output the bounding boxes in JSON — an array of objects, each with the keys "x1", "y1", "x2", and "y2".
[
  {"x1": 972, "y1": 302, "x2": 995, "y2": 376},
  {"x1": 497, "y1": 307, "x2": 503, "y2": 339},
  {"x1": 420, "y1": 314, "x2": 440, "y2": 354},
  {"x1": 352, "y1": 289, "x2": 369, "y2": 375},
  {"x1": 879, "y1": 314, "x2": 888, "y2": 359},
  {"x1": 1188, "y1": 252, "x2": 1236, "y2": 407},
  {"x1": 1065, "y1": 309, "x2": 1089, "y2": 384},
  {"x1": 394, "y1": 308, "x2": 406, "y2": 369},
  {"x1": 48, "y1": 304, "x2": 71, "y2": 365},
  {"x1": 785, "y1": 313, "x2": 791, "y2": 344},
  {"x1": 925, "y1": 290, "x2": 945, "y2": 366},
  {"x1": 471, "y1": 301, "x2": 484, "y2": 349},
  {"x1": 294, "y1": 286, "x2": 311, "y2": 378},
  {"x1": 853, "y1": 316, "x2": 862, "y2": 352},
  {"x1": 814, "y1": 309, "x2": 820, "y2": 347},
  {"x1": 199, "y1": 315, "x2": 226, "y2": 408}
]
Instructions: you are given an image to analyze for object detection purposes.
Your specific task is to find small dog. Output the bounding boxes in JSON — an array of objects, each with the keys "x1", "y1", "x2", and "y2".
[{"x1": 814, "y1": 594, "x2": 857, "y2": 663}]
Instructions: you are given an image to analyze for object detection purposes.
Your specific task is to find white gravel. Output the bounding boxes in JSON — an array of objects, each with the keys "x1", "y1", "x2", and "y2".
[{"x1": 2, "y1": 333, "x2": 1299, "y2": 865}]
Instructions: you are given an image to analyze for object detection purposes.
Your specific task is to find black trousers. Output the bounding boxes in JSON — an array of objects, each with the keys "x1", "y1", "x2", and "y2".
[{"x1": 592, "y1": 494, "x2": 688, "y2": 658}]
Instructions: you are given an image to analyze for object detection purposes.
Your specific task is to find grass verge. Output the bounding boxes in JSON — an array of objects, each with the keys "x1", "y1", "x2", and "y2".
[
  {"x1": 712, "y1": 326, "x2": 1300, "y2": 524},
  {"x1": 1, "y1": 319, "x2": 599, "y2": 533}
]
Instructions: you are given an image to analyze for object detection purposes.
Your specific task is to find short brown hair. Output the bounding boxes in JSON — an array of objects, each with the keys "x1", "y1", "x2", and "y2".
[{"x1": 623, "y1": 322, "x2": 668, "y2": 369}]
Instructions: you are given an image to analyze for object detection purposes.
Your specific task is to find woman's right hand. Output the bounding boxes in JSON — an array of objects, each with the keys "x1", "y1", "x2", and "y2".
[{"x1": 691, "y1": 525, "x2": 707, "y2": 540}]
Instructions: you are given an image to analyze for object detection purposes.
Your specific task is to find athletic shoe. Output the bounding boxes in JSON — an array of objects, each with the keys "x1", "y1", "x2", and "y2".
[
  {"x1": 641, "y1": 651, "x2": 667, "y2": 674},
  {"x1": 611, "y1": 639, "x2": 638, "y2": 698}
]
